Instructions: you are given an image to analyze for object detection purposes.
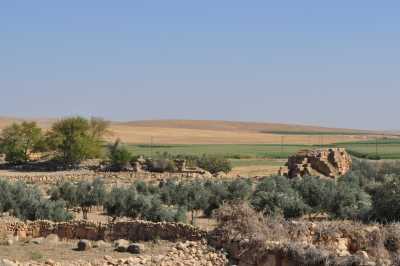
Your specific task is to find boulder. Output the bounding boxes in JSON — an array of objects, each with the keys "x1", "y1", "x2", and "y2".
[
  {"x1": 285, "y1": 148, "x2": 352, "y2": 178},
  {"x1": 0, "y1": 259, "x2": 18, "y2": 266},
  {"x1": 127, "y1": 243, "x2": 144, "y2": 254},
  {"x1": 77, "y1": 239, "x2": 92, "y2": 251},
  {"x1": 114, "y1": 239, "x2": 130, "y2": 252}
]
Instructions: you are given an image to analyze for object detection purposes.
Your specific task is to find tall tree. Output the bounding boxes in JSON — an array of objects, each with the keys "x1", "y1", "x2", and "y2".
[{"x1": 47, "y1": 116, "x2": 108, "y2": 167}]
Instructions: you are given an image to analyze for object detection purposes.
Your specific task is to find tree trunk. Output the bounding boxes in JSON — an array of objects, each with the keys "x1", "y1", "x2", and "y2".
[
  {"x1": 191, "y1": 210, "x2": 195, "y2": 225},
  {"x1": 82, "y1": 207, "x2": 89, "y2": 220}
]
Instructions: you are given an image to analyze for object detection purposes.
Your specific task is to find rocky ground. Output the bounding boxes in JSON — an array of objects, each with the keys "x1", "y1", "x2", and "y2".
[{"x1": 0, "y1": 238, "x2": 228, "y2": 266}]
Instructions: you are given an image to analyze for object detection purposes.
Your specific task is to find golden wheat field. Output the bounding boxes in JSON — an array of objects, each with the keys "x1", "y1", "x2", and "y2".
[{"x1": 0, "y1": 117, "x2": 378, "y2": 145}]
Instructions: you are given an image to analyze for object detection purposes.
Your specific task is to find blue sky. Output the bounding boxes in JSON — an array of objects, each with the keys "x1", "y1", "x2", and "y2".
[{"x1": 0, "y1": 1, "x2": 399, "y2": 130}]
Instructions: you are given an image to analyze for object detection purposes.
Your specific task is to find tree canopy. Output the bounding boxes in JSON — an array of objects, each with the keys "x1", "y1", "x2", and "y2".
[{"x1": 0, "y1": 121, "x2": 45, "y2": 164}]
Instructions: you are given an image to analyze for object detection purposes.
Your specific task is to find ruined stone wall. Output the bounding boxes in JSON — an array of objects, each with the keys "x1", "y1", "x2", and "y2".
[
  {"x1": 1, "y1": 220, "x2": 206, "y2": 242},
  {"x1": 286, "y1": 148, "x2": 352, "y2": 178},
  {"x1": 1, "y1": 171, "x2": 213, "y2": 185}
]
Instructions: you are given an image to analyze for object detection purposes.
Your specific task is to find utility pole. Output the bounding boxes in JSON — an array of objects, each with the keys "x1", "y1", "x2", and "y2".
[
  {"x1": 281, "y1": 136, "x2": 284, "y2": 156},
  {"x1": 150, "y1": 136, "x2": 154, "y2": 158}
]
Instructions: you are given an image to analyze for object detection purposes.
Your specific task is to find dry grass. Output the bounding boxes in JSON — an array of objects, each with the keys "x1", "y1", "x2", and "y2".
[
  {"x1": 0, "y1": 117, "x2": 374, "y2": 145},
  {"x1": 107, "y1": 122, "x2": 371, "y2": 145},
  {"x1": 0, "y1": 239, "x2": 174, "y2": 263}
]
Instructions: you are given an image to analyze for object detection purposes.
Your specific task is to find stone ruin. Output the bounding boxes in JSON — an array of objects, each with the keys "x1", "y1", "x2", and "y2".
[{"x1": 283, "y1": 148, "x2": 352, "y2": 178}]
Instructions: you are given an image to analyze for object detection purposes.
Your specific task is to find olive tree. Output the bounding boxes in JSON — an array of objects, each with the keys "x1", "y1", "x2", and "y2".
[{"x1": 251, "y1": 176, "x2": 309, "y2": 218}]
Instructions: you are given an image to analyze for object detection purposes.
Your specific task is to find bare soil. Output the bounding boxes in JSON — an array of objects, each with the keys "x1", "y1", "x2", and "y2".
[{"x1": 0, "y1": 239, "x2": 174, "y2": 263}]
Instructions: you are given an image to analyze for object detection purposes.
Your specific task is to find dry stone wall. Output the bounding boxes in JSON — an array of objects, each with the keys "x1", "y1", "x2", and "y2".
[
  {"x1": 0, "y1": 171, "x2": 213, "y2": 185},
  {"x1": 1, "y1": 220, "x2": 206, "y2": 242}
]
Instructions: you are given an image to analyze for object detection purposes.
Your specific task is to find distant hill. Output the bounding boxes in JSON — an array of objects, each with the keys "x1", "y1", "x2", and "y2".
[
  {"x1": 0, "y1": 117, "x2": 383, "y2": 145},
  {"x1": 119, "y1": 119, "x2": 371, "y2": 134}
]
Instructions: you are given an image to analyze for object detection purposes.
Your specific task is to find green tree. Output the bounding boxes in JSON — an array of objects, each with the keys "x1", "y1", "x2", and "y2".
[
  {"x1": 202, "y1": 181, "x2": 229, "y2": 217},
  {"x1": 0, "y1": 122, "x2": 44, "y2": 164},
  {"x1": 369, "y1": 176, "x2": 400, "y2": 222},
  {"x1": 0, "y1": 179, "x2": 71, "y2": 222},
  {"x1": 47, "y1": 116, "x2": 107, "y2": 168},
  {"x1": 75, "y1": 178, "x2": 106, "y2": 220},
  {"x1": 329, "y1": 178, "x2": 371, "y2": 220},
  {"x1": 175, "y1": 181, "x2": 209, "y2": 224},
  {"x1": 293, "y1": 176, "x2": 337, "y2": 218},
  {"x1": 104, "y1": 187, "x2": 128, "y2": 221},
  {"x1": 251, "y1": 176, "x2": 309, "y2": 218},
  {"x1": 196, "y1": 155, "x2": 232, "y2": 174},
  {"x1": 53, "y1": 178, "x2": 106, "y2": 220},
  {"x1": 226, "y1": 179, "x2": 252, "y2": 201},
  {"x1": 49, "y1": 182, "x2": 78, "y2": 209}
]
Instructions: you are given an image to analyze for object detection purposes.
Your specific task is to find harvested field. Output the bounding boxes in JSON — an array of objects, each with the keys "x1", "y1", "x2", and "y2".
[{"x1": 0, "y1": 117, "x2": 377, "y2": 145}]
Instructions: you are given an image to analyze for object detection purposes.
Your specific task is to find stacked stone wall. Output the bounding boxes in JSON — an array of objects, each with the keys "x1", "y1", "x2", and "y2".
[{"x1": 1, "y1": 220, "x2": 206, "y2": 242}]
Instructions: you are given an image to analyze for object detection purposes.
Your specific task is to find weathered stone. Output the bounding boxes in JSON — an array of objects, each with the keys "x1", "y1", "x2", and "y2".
[
  {"x1": 0, "y1": 259, "x2": 18, "y2": 266},
  {"x1": 77, "y1": 239, "x2": 92, "y2": 251},
  {"x1": 127, "y1": 243, "x2": 143, "y2": 254},
  {"x1": 285, "y1": 148, "x2": 352, "y2": 178},
  {"x1": 115, "y1": 239, "x2": 130, "y2": 252}
]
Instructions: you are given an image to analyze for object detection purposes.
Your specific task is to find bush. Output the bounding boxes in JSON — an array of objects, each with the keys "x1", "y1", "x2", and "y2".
[
  {"x1": 370, "y1": 176, "x2": 400, "y2": 222},
  {"x1": 104, "y1": 184, "x2": 186, "y2": 223},
  {"x1": 251, "y1": 176, "x2": 309, "y2": 218},
  {"x1": 293, "y1": 176, "x2": 337, "y2": 216},
  {"x1": 196, "y1": 155, "x2": 232, "y2": 174},
  {"x1": 0, "y1": 179, "x2": 72, "y2": 222},
  {"x1": 104, "y1": 187, "x2": 128, "y2": 221},
  {"x1": 148, "y1": 158, "x2": 177, "y2": 173},
  {"x1": 51, "y1": 178, "x2": 106, "y2": 220},
  {"x1": 107, "y1": 139, "x2": 133, "y2": 171},
  {"x1": 329, "y1": 178, "x2": 372, "y2": 220}
]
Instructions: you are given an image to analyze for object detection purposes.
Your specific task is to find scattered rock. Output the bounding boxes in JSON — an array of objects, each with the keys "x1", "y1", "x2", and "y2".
[
  {"x1": 44, "y1": 259, "x2": 56, "y2": 265},
  {"x1": 77, "y1": 239, "x2": 92, "y2": 251},
  {"x1": 114, "y1": 239, "x2": 130, "y2": 252},
  {"x1": 127, "y1": 243, "x2": 143, "y2": 254},
  {"x1": 0, "y1": 259, "x2": 18, "y2": 266},
  {"x1": 30, "y1": 237, "x2": 44, "y2": 245}
]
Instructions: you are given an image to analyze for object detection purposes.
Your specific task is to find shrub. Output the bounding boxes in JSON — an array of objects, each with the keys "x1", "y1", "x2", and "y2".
[
  {"x1": 251, "y1": 176, "x2": 309, "y2": 218},
  {"x1": 293, "y1": 176, "x2": 337, "y2": 216},
  {"x1": 51, "y1": 178, "x2": 106, "y2": 220},
  {"x1": 148, "y1": 158, "x2": 177, "y2": 173},
  {"x1": 329, "y1": 179, "x2": 372, "y2": 220},
  {"x1": 0, "y1": 179, "x2": 72, "y2": 222},
  {"x1": 370, "y1": 176, "x2": 400, "y2": 222},
  {"x1": 104, "y1": 187, "x2": 128, "y2": 221},
  {"x1": 107, "y1": 139, "x2": 133, "y2": 171}
]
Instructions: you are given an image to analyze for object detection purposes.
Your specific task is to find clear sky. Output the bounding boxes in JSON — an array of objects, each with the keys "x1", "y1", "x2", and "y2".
[{"x1": 0, "y1": 1, "x2": 399, "y2": 130}]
